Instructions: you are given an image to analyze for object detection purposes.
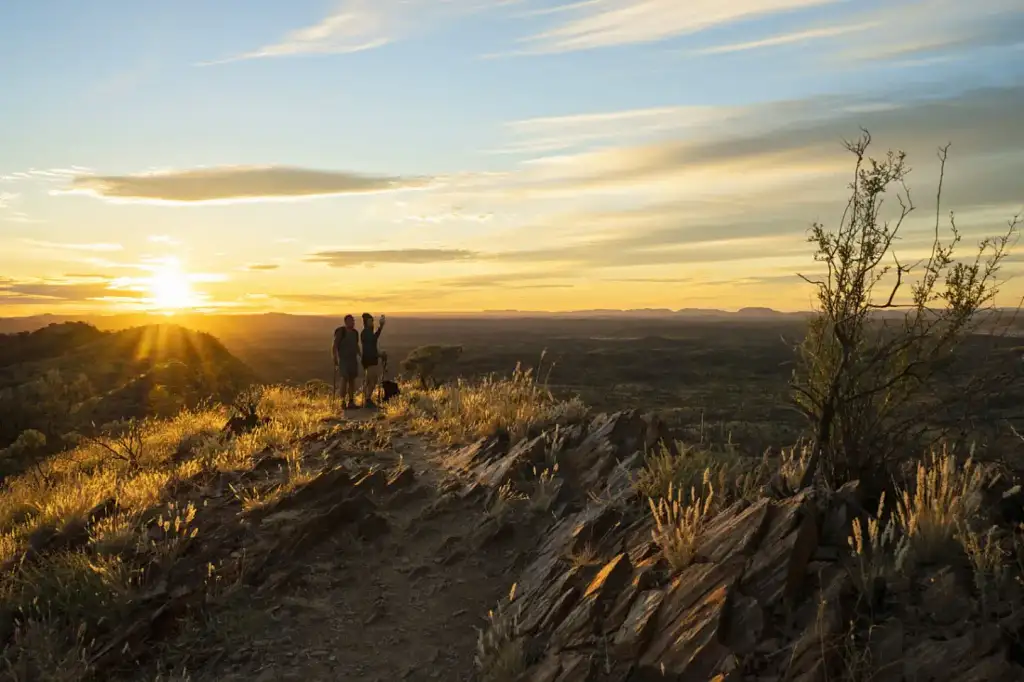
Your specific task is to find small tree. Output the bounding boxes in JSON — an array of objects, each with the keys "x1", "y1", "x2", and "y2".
[
  {"x1": 1, "y1": 429, "x2": 49, "y2": 481},
  {"x1": 792, "y1": 130, "x2": 1019, "y2": 489},
  {"x1": 75, "y1": 418, "x2": 149, "y2": 472},
  {"x1": 401, "y1": 345, "x2": 463, "y2": 389}
]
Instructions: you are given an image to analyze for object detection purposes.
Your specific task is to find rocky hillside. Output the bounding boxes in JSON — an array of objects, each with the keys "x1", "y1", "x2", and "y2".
[
  {"x1": 0, "y1": 322, "x2": 255, "y2": 454},
  {"x1": 3, "y1": 377, "x2": 1022, "y2": 681}
]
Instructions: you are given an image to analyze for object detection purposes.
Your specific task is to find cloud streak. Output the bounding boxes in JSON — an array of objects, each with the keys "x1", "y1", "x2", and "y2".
[
  {"x1": 64, "y1": 166, "x2": 432, "y2": 204},
  {"x1": 206, "y1": 0, "x2": 519, "y2": 64},
  {"x1": 306, "y1": 248, "x2": 479, "y2": 267},
  {"x1": 516, "y1": 0, "x2": 837, "y2": 53},
  {"x1": 22, "y1": 240, "x2": 124, "y2": 252},
  {"x1": 244, "y1": 263, "x2": 281, "y2": 271}
]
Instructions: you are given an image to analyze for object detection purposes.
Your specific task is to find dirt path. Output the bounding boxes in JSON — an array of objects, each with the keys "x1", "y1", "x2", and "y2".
[{"x1": 186, "y1": 415, "x2": 529, "y2": 682}]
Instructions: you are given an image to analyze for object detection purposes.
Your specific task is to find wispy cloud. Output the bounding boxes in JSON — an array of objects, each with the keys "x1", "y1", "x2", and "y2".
[
  {"x1": 204, "y1": 0, "x2": 519, "y2": 65},
  {"x1": 244, "y1": 263, "x2": 281, "y2": 271},
  {"x1": 516, "y1": 0, "x2": 837, "y2": 53},
  {"x1": 703, "y1": 0, "x2": 1024, "y2": 63},
  {"x1": 62, "y1": 166, "x2": 433, "y2": 204},
  {"x1": 22, "y1": 239, "x2": 124, "y2": 252},
  {"x1": 306, "y1": 248, "x2": 478, "y2": 267},
  {"x1": 148, "y1": 234, "x2": 180, "y2": 245},
  {"x1": 0, "y1": 277, "x2": 146, "y2": 304},
  {"x1": 691, "y1": 21, "x2": 877, "y2": 55}
]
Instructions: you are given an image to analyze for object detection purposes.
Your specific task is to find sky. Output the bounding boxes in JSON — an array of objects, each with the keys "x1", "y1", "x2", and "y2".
[{"x1": 1, "y1": 0, "x2": 1023, "y2": 315}]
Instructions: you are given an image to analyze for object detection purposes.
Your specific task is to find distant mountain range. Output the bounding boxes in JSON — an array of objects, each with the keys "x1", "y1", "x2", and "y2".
[{"x1": 0, "y1": 308, "x2": 813, "y2": 336}]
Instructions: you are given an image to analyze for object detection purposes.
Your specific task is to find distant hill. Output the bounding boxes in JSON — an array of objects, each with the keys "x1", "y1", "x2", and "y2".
[{"x1": 0, "y1": 322, "x2": 255, "y2": 453}]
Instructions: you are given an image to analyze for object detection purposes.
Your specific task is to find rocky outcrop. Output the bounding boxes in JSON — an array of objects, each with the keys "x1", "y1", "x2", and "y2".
[{"x1": 454, "y1": 411, "x2": 1024, "y2": 682}]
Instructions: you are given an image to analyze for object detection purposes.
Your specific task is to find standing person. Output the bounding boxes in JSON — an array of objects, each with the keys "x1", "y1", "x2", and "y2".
[
  {"x1": 360, "y1": 312, "x2": 386, "y2": 408},
  {"x1": 332, "y1": 314, "x2": 361, "y2": 410}
]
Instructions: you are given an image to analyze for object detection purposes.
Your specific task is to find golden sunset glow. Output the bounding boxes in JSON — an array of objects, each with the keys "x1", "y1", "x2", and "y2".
[{"x1": 147, "y1": 259, "x2": 197, "y2": 311}]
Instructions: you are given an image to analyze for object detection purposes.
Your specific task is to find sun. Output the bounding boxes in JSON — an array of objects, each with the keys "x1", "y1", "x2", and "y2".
[{"x1": 148, "y1": 260, "x2": 197, "y2": 312}]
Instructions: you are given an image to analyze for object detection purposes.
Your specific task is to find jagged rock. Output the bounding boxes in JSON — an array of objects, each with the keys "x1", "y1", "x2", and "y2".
[
  {"x1": 388, "y1": 466, "x2": 417, "y2": 489},
  {"x1": 901, "y1": 624, "x2": 1012, "y2": 681},
  {"x1": 866, "y1": 618, "x2": 904, "y2": 682},
  {"x1": 784, "y1": 566, "x2": 850, "y2": 682},
  {"x1": 696, "y1": 498, "x2": 772, "y2": 564},
  {"x1": 550, "y1": 592, "x2": 599, "y2": 650},
  {"x1": 449, "y1": 434, "x2": 508, "y2": 471},
  {"x1": 475, "y1": 434, "x2": 548, "y2": 488},
  {"x1": 529, "y1": 654, "x2": 563, "y2": 682},
  {"x1": 518, "y1": 567, "x2": 583, "y2": 635},
  {"x1": 584, "y1": 553, "x2": 633, "y2": 609},
  {"x1": 611, "y1": 589, "x2": 665, "y2": 659},
  {"x1": 636, "y1": 561, "x2": 744, "y2": 679},
  {"x1": 256, "y1": 467, "x2": 353, "y2": 518},
  {"x1": 539, "y1": 587, "x2": 583, "y2": 635},
  {"x1": 354, "y1": 468, "x2": 389, "y2": 494},
  {"x1": 741, "y1": 492, "x2": 820, "y2": 608},
  {"x1": 554, "y1": 653, "x2": 594, "y2": 682},
  {"x1": 568, "y1": 504, "x2": 623, "y2": 557},
  {"x1": 563, "y1": 412, "x2": 650, "y2": 475}
]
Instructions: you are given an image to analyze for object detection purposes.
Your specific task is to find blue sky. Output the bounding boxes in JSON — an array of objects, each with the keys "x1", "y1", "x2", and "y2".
[{"x1": 1, "y1": 0, "x2": 1022, "y2": 314}]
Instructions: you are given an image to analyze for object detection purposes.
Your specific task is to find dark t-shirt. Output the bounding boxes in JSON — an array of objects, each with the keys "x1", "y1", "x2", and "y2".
[
  {"x1": 361, "y1": 326, "x2": 381, "y2": 363},
  {"x1": 334, "y1": 326, "x2": 359, "y2": 363}
]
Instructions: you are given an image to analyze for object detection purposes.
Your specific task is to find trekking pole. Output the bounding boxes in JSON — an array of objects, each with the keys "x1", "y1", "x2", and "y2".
[{"x1": 332, "y1": 364, "x2": 338, "y2": 406}]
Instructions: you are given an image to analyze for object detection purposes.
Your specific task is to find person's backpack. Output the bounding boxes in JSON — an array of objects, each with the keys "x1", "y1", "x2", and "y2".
[
  {"x1": 381, "y1": 379, "x2": 400, "y2": 402},
  {"x1": 378, "y1": 350, "x2": 400, "y2": 402}
]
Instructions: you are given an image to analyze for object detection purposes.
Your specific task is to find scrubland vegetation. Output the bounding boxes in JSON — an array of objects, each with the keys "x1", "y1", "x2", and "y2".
[{"x1": 1, "y1": 132, "x2": 1022, "y2": 680}]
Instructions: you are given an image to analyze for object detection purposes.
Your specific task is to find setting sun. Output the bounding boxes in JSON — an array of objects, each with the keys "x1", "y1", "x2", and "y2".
[{"x1": 148, "y1": 259, "x2": 197, "y2": 311}]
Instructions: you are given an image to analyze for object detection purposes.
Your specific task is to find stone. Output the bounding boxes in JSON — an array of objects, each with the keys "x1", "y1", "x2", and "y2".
[
  {"x1": 473, "y1": 434, "x2": 548, "y2": 489},
  {"x1": 387, "y1": 466, "x2": 417, "y2": 490},
  {"x1": 529, "y1": 654, "x2": 563, "y2": 682},
  {"x1": 554, "y1": 653, "x2": 594, "y2": 682},
  {"x1": 867, "y1": 618, "x2": 903, "y2": 682},
  {"x1": 584, "y1": 553, "x2": 633, "y2": 606},
  {"x1": 611, "y1": 589, "x2": 665, "y2": 660},
  {"x1": 741, "y1": 492, "x2": 819, "y2": 608},
  {"x1": 696, "y1": 498, "x2": 773, "y2": 565},
  {"x1": 518, "y1": 567, "x2": 583, "y2": 635},
  {"x1": 355, "y1": 469, "x2": 389, "y2": 495},
  {"x1": 636, "y1": 561, "x2": 744, "y2": 679},
  {"x1": 550, "y1": 593, "x2": 599, "y2": 650}
]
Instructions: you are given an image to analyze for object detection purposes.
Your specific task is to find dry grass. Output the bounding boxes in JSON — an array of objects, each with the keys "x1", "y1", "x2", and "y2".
[
  {"x1": 0, "y1": 385, "x2": 336, "y2": 680},
  {"x1": 383, "y1": 363, "x2": 587, "y2": 444},
  {"x1": 475, "y1": 598, "x2": 525, "y2": 682},
  {"x1": 489, "y1": 481, "x2": 528, "y2": 522},
  {"x1": 633, "y1": 440, "x2": 778, "y2": 507},
  {"x1": 894, "y1": 446, "x2": 983, "y2": 566},
  {"x1": 648, "y1": 474, "x2": 716, "y2": 571},
  {"x1": 528, "y1": 462, "x2": 560, "y2": 513},
  {"x1": 847, "y1": 492, "x2": 908, "y2": 598}
]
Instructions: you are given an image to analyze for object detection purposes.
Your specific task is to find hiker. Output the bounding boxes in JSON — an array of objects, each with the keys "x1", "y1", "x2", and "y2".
[
  {"x1": 360, "y1": 312, "x2": 386, "y2": 408},
  {"x1": 332, "y1": 314, "x2": 360, "y2": 410}
]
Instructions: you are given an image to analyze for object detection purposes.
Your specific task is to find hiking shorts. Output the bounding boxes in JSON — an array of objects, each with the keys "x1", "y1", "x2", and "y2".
[{"x1": 339, "y1": 358, "x2": 358, "y2": 381}]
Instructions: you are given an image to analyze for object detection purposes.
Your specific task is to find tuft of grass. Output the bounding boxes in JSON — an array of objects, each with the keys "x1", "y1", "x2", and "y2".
[
  {"x1": 894, "y1": 446, "x2": 983, "y2": 566},
  {"x1": 528, "y1": 462, "x2": 560, "y2": 513},
  {"x1": 958, "y1": 523, "x2": 1008, "y2": 613},
  {"x1": 383, "y1": 363, "x2": 587, "y2": 444},
  {"x1": 648, "y1": 474, "x2": 715, "y2": 571},
  {"x1": 847, "y1": 492, "x2": 908, "y2": 598},
  {"x1": 489, "y1": 481, "x2": 528, "y2": 522},
  {"x1": 475, "y1": 599, "x2": 525, "y2": 682}
]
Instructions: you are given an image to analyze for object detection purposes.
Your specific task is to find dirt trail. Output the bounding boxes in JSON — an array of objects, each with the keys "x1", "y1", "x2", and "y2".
[{"x1": 190, "y1": 414, "x2": 529, "y2": 682}]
